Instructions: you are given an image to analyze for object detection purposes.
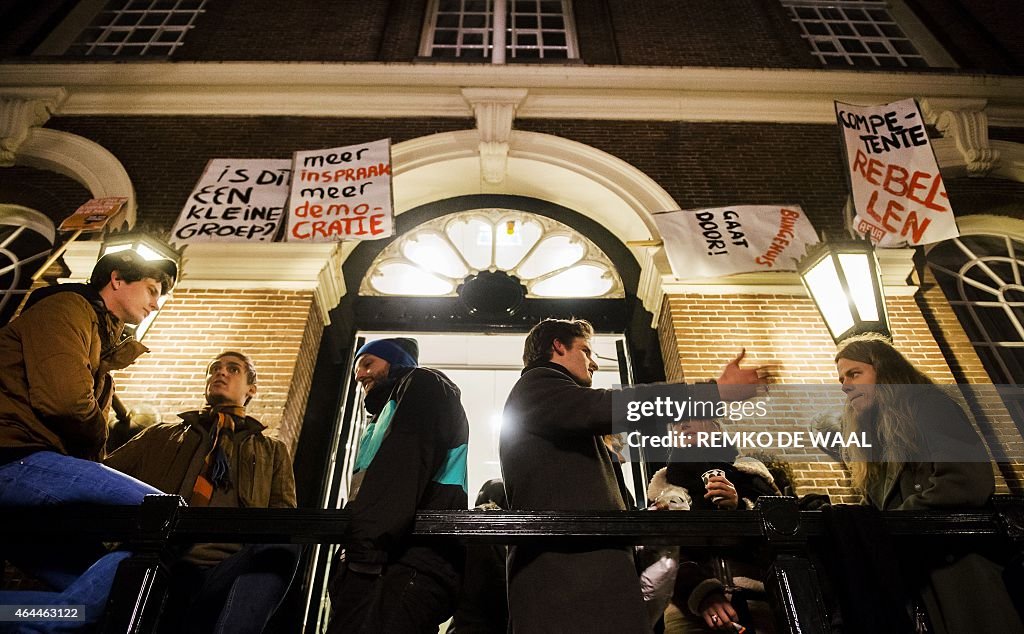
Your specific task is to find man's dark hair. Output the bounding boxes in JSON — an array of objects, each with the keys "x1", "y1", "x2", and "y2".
[
  {"x1": 89, "y1": 251, "x2": 176, "y2": 294},
  {"x1": 209, "y1": 351, "x2": 258, "y2": 385},
  {"x1": 522, "y1": 318, "x2": 594, "y2": 366}
]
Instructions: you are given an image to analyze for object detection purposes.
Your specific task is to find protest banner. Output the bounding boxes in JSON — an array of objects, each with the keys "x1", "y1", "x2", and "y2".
[
  {"x1": 58, "y1": 197, "x2": 128, "y2": 233},
  {"x1": 653, "y1": 205, "x2": 819, "y2": 279},
  {"x1": 286, "y1": 139, "x2": 394, "y2": 242},
  {"x1": 170, "y1": 159, "x2": 291, "y2": 244},
  {"x1": 836, "y1": 98, "x2": 958, "y2": 247}
]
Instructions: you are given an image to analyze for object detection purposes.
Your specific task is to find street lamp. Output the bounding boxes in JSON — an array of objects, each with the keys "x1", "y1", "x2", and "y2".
[
  {"x1": 99, "y1": 232, "x2": 180, "y2": 340},
  {"x1": 797, "y1": 239, "x2": 890, "y2": 343}
]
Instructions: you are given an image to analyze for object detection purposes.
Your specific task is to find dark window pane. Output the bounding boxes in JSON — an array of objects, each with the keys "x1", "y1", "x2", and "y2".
[
  {"x1": 436, "y1": 14, "x2": 459, "y2": 28},
  {"x1": 545, "y1": 32, "x2": 566, "y2": 46},
  {"x1": 516, "y1": 15, "x2": 538, "y2": 28},
  {"x1": 112, "y1": 12, "x2": 141, "y2": 26},
  {"x1": 463, "y1": 32, "x2": 484, "y2": 45},
  {"x1": 516, "y1": 33, "x2": 537, "y2": 46},
  {"x1": 157, "y1": 29, "x2": 181, "y2": 43},
  {"x1": 866, "y1": 41, "x2": 888, "y2": 53},
  {"x1": 140, "y1": 12, "x2": 167, "y2": 26},
  {"x1": 102, "y1": 29, "x2": 129, "y2": 43},
  {"x1": 434, "y1": 29, "x2": 458, "y2": 45},
  {"x1": 839, "y1": 38, "x2": 866, "y2": 53},
  {"x1": 516, "y1": 47, "x2": 540, "y2": 58},
  {"x1": 166, "y1": 13, "x2": 192, "y2": 26},
  {"x1": 815, "y1": 40, "x2": 838, "y2": 53},
  {"x1": 832, "y1": 23, "x2": 854, "y2": 36},
  {"x1": 854, "y1": 23, "x2": 880, "y2": 37},
  {"x1": 540, "y1": 1, "x2": 561, "y2": 13},
  {"x1": 127, "y1": 27, "x2": 154, "y2": 43},
  {"x1": 463, "y1": 14, "x2": 487, "y2": 28},
  {"x1": 806, "y1": 22, "x2": 829, "y2": 35},
  {"x1": 879, "y1": 23, "x2": 902, "y2": 37}
]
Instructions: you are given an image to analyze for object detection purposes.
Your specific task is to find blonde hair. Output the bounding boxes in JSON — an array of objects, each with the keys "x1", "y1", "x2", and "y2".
[{"x1": 834, "y1": 333, "x2": 932, "y2": 494}]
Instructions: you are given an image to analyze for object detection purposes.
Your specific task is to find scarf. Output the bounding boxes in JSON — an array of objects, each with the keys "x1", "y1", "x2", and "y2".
[{"x1": 191, "y1": 405, "x2": 246, "y2": 506}]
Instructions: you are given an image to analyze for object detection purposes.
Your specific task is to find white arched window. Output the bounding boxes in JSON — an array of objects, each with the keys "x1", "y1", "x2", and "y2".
[
  {"x1": 0, "y1": 206, "x2": 56, "y2": 326},
  {"x1": 928, "y1": 232, "x2": 1024, "y2": 383},
  {"x1": 359, "y1": 209, "x2": 623, "y2": 299}
]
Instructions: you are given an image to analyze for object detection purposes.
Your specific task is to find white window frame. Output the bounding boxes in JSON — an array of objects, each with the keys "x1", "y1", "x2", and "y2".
[
  {"x1": 419, "y1": 0, "x2": 579, "y2": 63},
  {"x1": 780, "y1": 0, "x2": 955, "y2": 68},
  {"x1": 34, "y1": 0, "x2": 209, "y2": 57},
  {"x1": 928, "y1": 233, "x2": 1024, "y2": 384}
]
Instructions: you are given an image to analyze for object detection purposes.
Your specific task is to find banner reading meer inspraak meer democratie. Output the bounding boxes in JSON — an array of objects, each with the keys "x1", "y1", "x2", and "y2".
[
  {"x1": 652, "y1": 205, "x2": 819, "y2": 280},
  {"x1": 836, "y1": 98, "x2": 958, "y2": 247},
  {"x1": 286, "y1": 139, "x2": 394, "y2": 243},
  {"x1": 170, "y1": 159, "x2": 292, "y2": 244}
]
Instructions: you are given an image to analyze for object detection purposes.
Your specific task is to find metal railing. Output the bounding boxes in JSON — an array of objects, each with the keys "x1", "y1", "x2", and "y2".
[{"x1": 3, "y1": 495, "x2": 1022, "y2": 633}]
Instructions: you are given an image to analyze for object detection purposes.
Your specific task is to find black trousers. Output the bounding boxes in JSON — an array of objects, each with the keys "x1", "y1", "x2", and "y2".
[{"x1": 327, "y1": 561, "x2": 458, "y2": 634}]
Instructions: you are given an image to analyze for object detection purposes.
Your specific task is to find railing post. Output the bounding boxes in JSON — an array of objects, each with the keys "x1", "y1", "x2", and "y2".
[
  {"x1": 992, "y1": 494, "x2": 1024, "y2": 619},
  {"x1": 757, "y1": 497, "x2": 829, "y2": 634},
  {"x1": 98, "y1": 494, "x2": 185, "y2": 634}
]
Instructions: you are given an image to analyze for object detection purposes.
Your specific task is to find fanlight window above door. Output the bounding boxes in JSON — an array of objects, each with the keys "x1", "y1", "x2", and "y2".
[{"x1": 359, "y1": 210, "x2": 624, "y2": 299}]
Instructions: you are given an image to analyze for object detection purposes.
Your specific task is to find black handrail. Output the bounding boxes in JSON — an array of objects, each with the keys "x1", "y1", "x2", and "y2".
[{"x1": 2, "y1": 494, "x2": 1022, "y2": 634}]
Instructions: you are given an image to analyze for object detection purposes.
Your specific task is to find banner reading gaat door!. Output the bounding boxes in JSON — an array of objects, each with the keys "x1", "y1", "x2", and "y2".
[
  {"x1": 171, "y1": 159, "x2": 291, "y2": 244},
  {"x1": 836, "y1": 98, "x2": 958, "y2": 247},
  {"x1": 652, "y1": 205, "x2": 819, "y2": 280},
  {"x1": 286, "y1": 139, "x2": 394, "y2": 242}
]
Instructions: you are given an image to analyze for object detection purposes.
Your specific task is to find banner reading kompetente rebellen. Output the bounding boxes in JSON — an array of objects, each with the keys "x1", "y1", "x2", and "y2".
[
  {"x1": 836, "y1": 98, "x2": 958, "y2": 247},
  {"x1": 286, "y1": 139, "x2": 394, "y2": 243},
  {"x1": 652, "y1": 205, "x2": 819, "y2": 279}
]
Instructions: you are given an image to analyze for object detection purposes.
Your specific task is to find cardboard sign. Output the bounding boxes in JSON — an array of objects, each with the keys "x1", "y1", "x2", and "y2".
[
  {"x1": 653, "y1": 205, "x2": 819, "y2": 279},
  {"x1": 286, "y1": 139, "x2": 394, "y2": 242},
  {"x1": 58, "y1": 197, "x2": 128, "y2": 233},
  {"x1": 836, "y1": 98, "x2": 958, "y2": 247},
  {"x1": 171, "y1": 159, "x2": 291, "y2": 244}
]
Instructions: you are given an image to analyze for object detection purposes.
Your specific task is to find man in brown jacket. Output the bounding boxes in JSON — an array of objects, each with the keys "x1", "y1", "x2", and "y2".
[
  {"x1": 0, "y1": 249, "x2": 176, "y2": 629},
  {"x1": 106, "y1": 351, "x2": 298, "y2": 633}
]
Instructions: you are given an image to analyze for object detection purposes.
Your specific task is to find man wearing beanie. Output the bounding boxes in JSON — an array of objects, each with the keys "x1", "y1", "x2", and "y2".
[{"x1": 328, "y1": 337, "x2": 470, "y2": 633}]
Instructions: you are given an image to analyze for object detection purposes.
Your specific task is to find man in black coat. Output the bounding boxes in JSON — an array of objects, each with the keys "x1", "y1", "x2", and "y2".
[{"x1": 499, "y1": 319, "x2": 763, "y2": 633}]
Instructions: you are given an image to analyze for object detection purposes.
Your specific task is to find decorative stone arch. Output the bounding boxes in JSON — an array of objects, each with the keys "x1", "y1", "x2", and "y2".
[
  {"x1": 387, "y1": 128, "x2": 678, "y2": 317},
  {"x1": 1, "y1": 91, "x2": 136, "y2": 228},
  {"x1": 15, "y1": 129, "x2": 137, "y2": 228}
]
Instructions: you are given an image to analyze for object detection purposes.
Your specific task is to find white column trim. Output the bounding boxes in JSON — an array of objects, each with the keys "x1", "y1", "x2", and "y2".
[
  {"x1": 2, "y1": 64, "x2": 1022, "y2": 126},
  {"x1": 0, "y1": 88, "x2": 65, "y2": 166},
  {"x1": 462, "y1": 88, "x2": 528, "y2": 184}
]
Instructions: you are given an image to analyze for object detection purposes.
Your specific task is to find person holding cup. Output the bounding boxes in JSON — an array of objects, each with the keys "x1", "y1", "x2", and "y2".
[{"x1": 651, "y1": 418, "x2": 781, "y2": 633}]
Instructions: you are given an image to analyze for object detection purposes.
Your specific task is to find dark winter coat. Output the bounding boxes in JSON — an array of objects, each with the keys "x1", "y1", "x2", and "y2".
[
  {"x1": 862, "y1": 390, "x2": 1021, "y2": 634},
  {"x1": 105, "y1": 409, "x2": 296, "y2": 509},
  {"x1": 500, "y1": 362, "x2": 719, "y2": 634},
  {"x1": 343, "y1": 365, "x2": 470, "y2": 575}
]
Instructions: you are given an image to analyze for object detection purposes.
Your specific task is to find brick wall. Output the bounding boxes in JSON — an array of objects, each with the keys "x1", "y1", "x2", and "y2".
[
  {"x1": 112, "y1": 288, "x2": 324, "y2": 454},
  {"x1": 45, "y1": 116, "x2": 473, "y2": 231},
  {"x1": 605, "y1": 0, "x2": 815, "y2": 68},
  {"x1": 515, "y1": 120, "x2": 852, "y2": 236},
  {"x1": 656, "y1": 292, "x2": 1019, "y2": 503}
]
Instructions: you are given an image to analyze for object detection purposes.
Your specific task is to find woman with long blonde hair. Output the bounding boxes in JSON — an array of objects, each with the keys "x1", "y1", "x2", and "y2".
[
  {"x1": 835, "y1": 333, "x2": 992, "y2": 509},
  {"x1": 832, "y1": 334, "x2": 1022, "y2": 634}
]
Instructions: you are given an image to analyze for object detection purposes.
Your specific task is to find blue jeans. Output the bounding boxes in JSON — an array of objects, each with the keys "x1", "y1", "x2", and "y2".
[
  {"x1": 0, "y1": 451, "x2": 161, "y2": 632},
  {"x1": 162, "y1": 543, "x2": 302, "y2": 634}
]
